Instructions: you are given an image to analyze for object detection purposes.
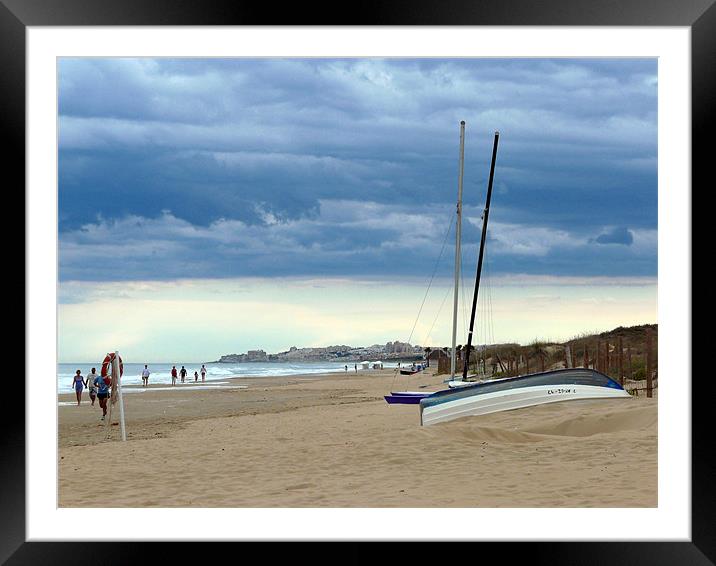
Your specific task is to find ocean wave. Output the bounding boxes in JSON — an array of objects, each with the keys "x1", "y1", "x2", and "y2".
[{"x1": 57, "y1": 361, "x2": 351, "y2": 393}]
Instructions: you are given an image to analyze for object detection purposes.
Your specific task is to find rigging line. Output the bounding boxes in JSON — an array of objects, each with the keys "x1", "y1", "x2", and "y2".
[
  {"x1": 485, "y1": 241, "x2": 495, "y2": 362},
  {"x1": 478, "y1": 281, "x2": 483, "y2": 374},
  {"x1": 475, "y1": 255, "x2": 487, "y2": 376},
  {"x1": 422, "y1": 284, "x2": 453, "y2": 347},
  {"x1": 482, "y1": 243, "x2": 489, "y2": 347},
  {"x1": 391, "y1": 210, "x2": 455, "y2": 391},
  {"x1": 463, "y1": 254, "x2": 469, "y2": 336},
  {"x1": 459, "y1": 246, "x2": 470, "y2": 378},
  {"x1": 484, "y1": 262, "x2": 491, "y2": 371},
  {"x1": 453, "y1": 240, "x2": 469, "y2": 378},
  {"x1": 490, "y1": 281, "x2": 496, "y2": 357},
  {"x1": 485, "y1": 225, "x2": 492, "y2": 351},
  {"x1": 481, "y1": 277, "x2": 487, "y2": 376},
  {"x1": 487, "y1": 243, "x2": 495, "y2": 340},
  {"x1": 403, "y1": 212, "x2": 455, "y2": 347},
  {"x1": 482, "y1": 242, "x2": 490, "y2": 330}
]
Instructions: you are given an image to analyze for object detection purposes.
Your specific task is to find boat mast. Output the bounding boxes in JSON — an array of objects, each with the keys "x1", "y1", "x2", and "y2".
[
  {"x1": 450, "y1": 121, "x2": 466, "y2": 381},
  {"x1": 463, "y1": 131, "x2": 500, "y2": 381}
]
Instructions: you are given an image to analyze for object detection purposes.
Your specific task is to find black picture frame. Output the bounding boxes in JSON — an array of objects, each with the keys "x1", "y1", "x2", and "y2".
[{"x1": 8, "y1": 0, "x2": 709, "y2": 563}]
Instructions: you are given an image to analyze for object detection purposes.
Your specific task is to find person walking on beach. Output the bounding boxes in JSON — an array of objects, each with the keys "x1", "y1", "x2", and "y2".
[
  {"x1": 201, "y1": 365, "x2": 206, "y2": 382},
  {"x1": 171, "y1": 366, "x2": 177, "y2": 386},
  {"x1": 344, "y1": 365, "x2": 348, "y2": 373},
  {"x1": 94, "y1": 372, "x2": 110, "y2": 420},
  {"x1": 180, "y1": 366, "x2": 187, "y2": 383},
  {"x1": 71, "y1": 370, "x2": 84, "y2": 406},
  {"x1": 86, "y1": 367, "x2": 98, "y2": 406},
  {"x1": 141, "y1": 364, "x2": 150, "y2": 387},
  {"x1": 354, "y1": 364, "x2": 357, "y2": 373},
  {"x1": 194, "y1": 371, "x2": 199, "y2": 382}
]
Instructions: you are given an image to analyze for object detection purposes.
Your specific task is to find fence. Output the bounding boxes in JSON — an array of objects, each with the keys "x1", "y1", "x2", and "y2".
[
  {"x1": 433, "y1": 327, "x2": 658, "y2": 397},
  {"x1": 579, "y1": 326, "x2": 657, "y2": 397}
]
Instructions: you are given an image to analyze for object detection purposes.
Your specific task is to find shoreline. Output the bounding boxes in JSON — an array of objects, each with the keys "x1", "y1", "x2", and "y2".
[
  {"x1": 58, "y1": 367, "x2": 657, "y2": 507},
  {"x1": 56, "y1": 363, "x2": 370, "y2": 395}
]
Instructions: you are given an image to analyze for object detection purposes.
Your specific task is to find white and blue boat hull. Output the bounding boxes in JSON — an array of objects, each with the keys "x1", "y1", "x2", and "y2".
[{"x1": 419, "y1": 368, "x2": 631, "y2": 426}]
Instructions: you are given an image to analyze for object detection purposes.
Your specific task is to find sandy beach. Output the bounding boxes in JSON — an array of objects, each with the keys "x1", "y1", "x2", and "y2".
[{"x1": 58, "y1": 367, "x2": 657, "y2": 507}]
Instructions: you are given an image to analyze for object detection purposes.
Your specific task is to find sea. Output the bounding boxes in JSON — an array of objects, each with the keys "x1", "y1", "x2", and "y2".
[{"x1": 57, "y1": 360, "x2": 363, "y2": 394}]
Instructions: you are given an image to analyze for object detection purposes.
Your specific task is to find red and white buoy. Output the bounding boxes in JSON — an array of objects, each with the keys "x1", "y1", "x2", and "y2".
[
  {"x1": 101, "y1": 352, "x2": 123, "y2": 379},
  {"x1": 101, "y1": 351, "x2": 126, "y2": 441}
]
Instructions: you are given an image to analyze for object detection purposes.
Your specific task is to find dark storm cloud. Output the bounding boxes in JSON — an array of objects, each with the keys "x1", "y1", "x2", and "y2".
[
  {"x1": 593, "y1": 226, "x2": 635, "y2": 245},
  {"x1": 58, "y1": 58, "x2": 657, "y2": 280}
]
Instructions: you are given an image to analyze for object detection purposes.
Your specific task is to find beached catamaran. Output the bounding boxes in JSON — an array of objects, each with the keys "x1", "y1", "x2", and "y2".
[
  {"x1": 384, "y1": 120, "x2": 470, "y2": 405},
  {"x1": 385, "y1": 124, "x2": 632, "y2": 424},
  {"x1": 419, "y1": 367, "x2": 631, "y2": 425}
]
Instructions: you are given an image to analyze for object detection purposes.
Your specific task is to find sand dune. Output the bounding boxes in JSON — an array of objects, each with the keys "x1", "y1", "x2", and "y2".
[
  {"x1": 58, "y1": 368, "x2": 656, "y2": 507},
  {"x1": 525, "y1": 405, "x2": 657, "y2": 437}
]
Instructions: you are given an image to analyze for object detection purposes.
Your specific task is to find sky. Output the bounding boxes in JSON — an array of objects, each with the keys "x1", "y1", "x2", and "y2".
[{"x1": 57, "y1": 58, "x2": 658, "y2": 362}]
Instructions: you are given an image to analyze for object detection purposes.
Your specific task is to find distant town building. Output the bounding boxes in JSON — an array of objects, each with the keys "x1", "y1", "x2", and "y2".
[
  {"x1": 246, "y1": 350, "x2": 268, "y2": 362},
  {"x1": 214, "y1": 341, "x2": 424, "y2": 363}
]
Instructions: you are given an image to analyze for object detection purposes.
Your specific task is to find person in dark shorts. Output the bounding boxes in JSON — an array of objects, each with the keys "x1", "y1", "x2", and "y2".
[
  {"x1": 85, "y1": 367, "x2": 98, "y2": 406},
  {"x1": 94, "y1": 373, "x2": 111, "y2": 420},
  {"x1": 71, "y1": 370, "x2": 84, "y2": 406},
  {"x1": 180, "y1": 366, "x2": 187, "y2": 383},
  {"x1": 194, "y1": 371, "x2": 199, "y2": 382}
]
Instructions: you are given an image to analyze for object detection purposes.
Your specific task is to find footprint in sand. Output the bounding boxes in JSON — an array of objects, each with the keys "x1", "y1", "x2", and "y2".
[{"x1": 285, "y1": 482, "x2": 316, "y2": 491}]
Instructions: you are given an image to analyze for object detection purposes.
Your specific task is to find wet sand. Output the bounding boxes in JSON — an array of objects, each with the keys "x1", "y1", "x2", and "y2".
[{"x1": 58, "y1": 368, "x2": 657, "y2": 507}]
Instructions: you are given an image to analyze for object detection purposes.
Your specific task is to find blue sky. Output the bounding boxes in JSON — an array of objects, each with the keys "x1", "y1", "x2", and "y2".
[{"x1": 57, "y1": 58, "x2": 657, "y2": 360}]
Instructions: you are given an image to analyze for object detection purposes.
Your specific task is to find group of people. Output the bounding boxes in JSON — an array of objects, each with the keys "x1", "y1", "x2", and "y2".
[
  {"x1": 143, "y1": 364, "x2": 209, "y2": 386},
  {"x1": 170, "y1": 364, "x2": 207, "y2": 385},
  {"x1": 140, "y1": 364, "x2": 209, "y2": 386},
  {"x1": 69, "y1": 363, "x2": 211, "y2": 420},
  {"x1": 70, "y1": 368, "x2": 111, "y2": 420}
]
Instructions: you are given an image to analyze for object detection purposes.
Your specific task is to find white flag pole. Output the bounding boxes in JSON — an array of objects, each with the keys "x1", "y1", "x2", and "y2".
[{"x1": 114, "y1": 351, "x2": 127, "y2": 441}]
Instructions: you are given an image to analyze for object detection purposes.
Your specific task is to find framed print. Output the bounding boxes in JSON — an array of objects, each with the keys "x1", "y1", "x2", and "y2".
[{"x1": 8, "y1": 0, "x2": 710, "y2": 563}]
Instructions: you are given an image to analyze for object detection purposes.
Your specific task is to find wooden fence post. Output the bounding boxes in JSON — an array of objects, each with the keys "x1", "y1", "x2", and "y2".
[
  {"x1": 605, "y1": 341, "x2": 610, "y2": 377},
  {"x1": 646, "y1": 328, "x2": 653, "y2": 398},
  {"x1": 618, "y1": 336, "x2": 624, "y2": 386},
  {"x1": 627, "y1": 346, "x2": 632, "y2": 380},
  {"x1": 583, "y1": 344, "x2": 589, "y2": 368}
]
